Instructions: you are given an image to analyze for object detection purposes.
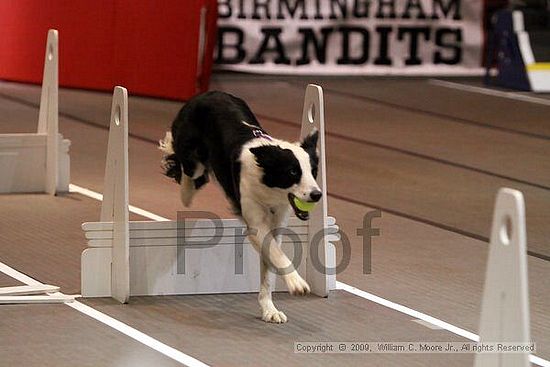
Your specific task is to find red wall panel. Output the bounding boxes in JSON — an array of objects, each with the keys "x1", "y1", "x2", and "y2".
[{"x1": 0, "y1": 0, "x2": 217, "y2": 100}]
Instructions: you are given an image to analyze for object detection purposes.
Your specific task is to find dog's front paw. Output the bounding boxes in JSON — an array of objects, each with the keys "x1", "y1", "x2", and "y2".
[
  {"x1": 284, "y1": 272, "x2": 310, "y2": 296},
  {"x1": 262, "y1": 308, "x2": 288, "y2": 324}
]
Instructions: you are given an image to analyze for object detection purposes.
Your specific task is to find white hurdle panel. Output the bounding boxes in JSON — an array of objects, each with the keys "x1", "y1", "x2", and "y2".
[
  {"x1": 81, "y1": 85, "x2": 339, "y2": 302},
  {"x1": 474, "y1": 188, "x2": 531, "y2": 367},
  {"x1": 0, "y1": 29, "x2": 70, "y2": 194}
]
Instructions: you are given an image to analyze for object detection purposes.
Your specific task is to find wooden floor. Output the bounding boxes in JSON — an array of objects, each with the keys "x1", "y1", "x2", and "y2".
[{"x1": 0, "y1": 75, "x2": 549, "y2": 366}]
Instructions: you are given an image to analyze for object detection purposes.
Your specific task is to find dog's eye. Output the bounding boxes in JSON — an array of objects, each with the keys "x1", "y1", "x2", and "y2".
[
  {"x1": 312, "y1": 168, "x2": 318, "y2": 178},
  {"x1": 289, "y1": 168, "x2": 298, "y2": 176}
]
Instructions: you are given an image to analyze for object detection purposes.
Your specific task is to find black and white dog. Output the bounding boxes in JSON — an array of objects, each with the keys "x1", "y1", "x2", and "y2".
[{"x1": 159, "y1": 91, "x2": 321, "y2": 323}]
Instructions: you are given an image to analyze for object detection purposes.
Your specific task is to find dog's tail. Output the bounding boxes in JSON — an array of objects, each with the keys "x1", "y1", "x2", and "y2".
[{"x1": 159, "y1": 131, "x2": 182, "y2": 184}]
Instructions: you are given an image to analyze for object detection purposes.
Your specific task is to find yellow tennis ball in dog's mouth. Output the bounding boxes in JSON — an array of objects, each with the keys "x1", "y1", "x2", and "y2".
[{"x1": 293, "y1": 196, "x2": 316, "y2": 212}]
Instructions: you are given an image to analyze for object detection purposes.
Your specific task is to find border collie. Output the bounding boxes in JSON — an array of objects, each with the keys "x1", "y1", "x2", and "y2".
[{"x1": 159, "y1": 91, "x2": 321, "y2": 323}]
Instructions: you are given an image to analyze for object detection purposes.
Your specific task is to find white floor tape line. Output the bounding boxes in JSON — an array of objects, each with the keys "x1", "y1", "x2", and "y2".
[
  {"x1": 66, "y1": 301, "x2": 210, "y2": 367},
  {"x1": 69, "y1": 183, "x2": 550, "y2": 367},
  {"x1": 335, "y1": 281, "x2": 479, "y2": 341},
  {"x1": 69, "y1": 184, "x2": 169, "y2": 221},
  {"x1": 338, "y1": 282, "x2": 550, "y2": 367},
  {"x1": 429, "y1": 79, "x2": 550, "y2": 107},
  {"x1": 0, "y1": 261, "x2": 210, "y2": 367},
  {"x1": 533, "y1": 355, "x2": 550, "y2": 367}
]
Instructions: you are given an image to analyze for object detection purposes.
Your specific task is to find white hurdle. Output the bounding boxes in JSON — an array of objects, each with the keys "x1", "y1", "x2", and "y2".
[
  {"x1": 474, "y1": 188, "x2": 531, "y2": 367},
  {"x1": 0, "y1": 29, "x2": 70, "y2": 194},
  {"x1": 81, "y1": 85, "x2": 338, "y2": 302}
]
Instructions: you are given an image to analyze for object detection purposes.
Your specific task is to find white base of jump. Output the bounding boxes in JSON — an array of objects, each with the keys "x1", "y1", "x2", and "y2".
[
  {"x1": 82, "y1": 217, "x2": 337, "y2": 297},
  {"x1": 0, "y1": 29, "x2": 70, "y2": 195},
  {"x1": 81, "y1": 85, "x2": 338, "y2": 302},
  {"x1": 0, "y1": 135, "x2": 70, "y2": 193}
]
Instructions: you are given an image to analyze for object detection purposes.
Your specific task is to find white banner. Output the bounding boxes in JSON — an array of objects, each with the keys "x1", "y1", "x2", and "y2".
[{"x1": 215, "y1": 0, "x2": 484, "y2": 75}]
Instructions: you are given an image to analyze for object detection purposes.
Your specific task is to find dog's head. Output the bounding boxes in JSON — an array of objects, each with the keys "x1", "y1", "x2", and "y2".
[{"x1": 249, "y1": 130, "x2": 321, "y2": 220}]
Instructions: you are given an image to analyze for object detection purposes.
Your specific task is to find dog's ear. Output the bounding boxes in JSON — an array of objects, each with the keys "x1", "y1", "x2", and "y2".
[
  {"x1": 250, "y1": 145, "x2": 283, "y2": 168},
  {"x1": 300, "y1": 129, "x2": 319, "y2": 152}
]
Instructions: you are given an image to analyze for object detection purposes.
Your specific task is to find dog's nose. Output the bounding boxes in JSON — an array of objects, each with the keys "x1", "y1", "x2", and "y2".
[{"x1": 309, "y1": 190, "x2": 322, "y2": 202}]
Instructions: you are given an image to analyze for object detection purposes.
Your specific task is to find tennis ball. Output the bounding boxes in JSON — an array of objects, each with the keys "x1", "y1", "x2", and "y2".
[{"x1": 293, "y1": 196, "x2": 316, "y2": 212}]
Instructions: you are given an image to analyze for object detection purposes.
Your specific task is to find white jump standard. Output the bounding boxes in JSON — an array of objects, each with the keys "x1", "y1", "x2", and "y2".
[
  {"x1": 475, "y1": 188, "x2": 532, "y2": 367},
  {"x1": 81, "y1": 85, "x2": 338, "y2": 313},
  {"x1": 0, "y1": 29, "x2": 70, "y2": 194},
  {"x1": 0, "y1": 28, "x2": 74, "y2": 306}
]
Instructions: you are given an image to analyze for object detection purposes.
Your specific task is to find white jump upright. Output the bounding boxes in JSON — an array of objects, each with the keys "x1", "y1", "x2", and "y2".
[
  {"x1": 0, "y1": 29, "x2": 70, "y2": 194},
  {"x1": 300, "y1": 85, "x2": 331, "y2": 296},
  {"x1": 474, "y1": 188, "x2": 531, "y2": 367},
  {"x1": 81, "y1": 84, "x2": 338, "y2": 302},
  {"x1": 100, "y1": 86, "x2": 130, "y2": 303}
]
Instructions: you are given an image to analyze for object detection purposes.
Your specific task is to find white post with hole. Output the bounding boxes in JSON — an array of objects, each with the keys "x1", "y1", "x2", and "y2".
[
  {"x1": 81, "y1": 84, "x2": 338, "y2": 301},
  {"x1": 301, "y1": 85, "x2": 332, "y2": 296},
  {"x1": 0, "y1": 29, "x2": 70, "y2": 194},
  {"x1": 474, "y1": 188, "x2": 531, "y2": 367},
  {"x1": 100, "y1": 86, "x2": 130, "y2": 303}
]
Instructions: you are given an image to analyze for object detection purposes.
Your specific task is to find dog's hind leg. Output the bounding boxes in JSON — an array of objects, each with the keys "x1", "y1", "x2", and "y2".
[
  {"x1": 160, "y1": 131, "x2": 209, "y2": 207},
  {"x1": 179, "y1": 175, "x2": 196, "y2": 207},
  {"x1": 179, "y1": 161, "x2": 208, "y2": 207},
  {"x1": 159, "y1": 132, "x2": 183, "y2": 184}
]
